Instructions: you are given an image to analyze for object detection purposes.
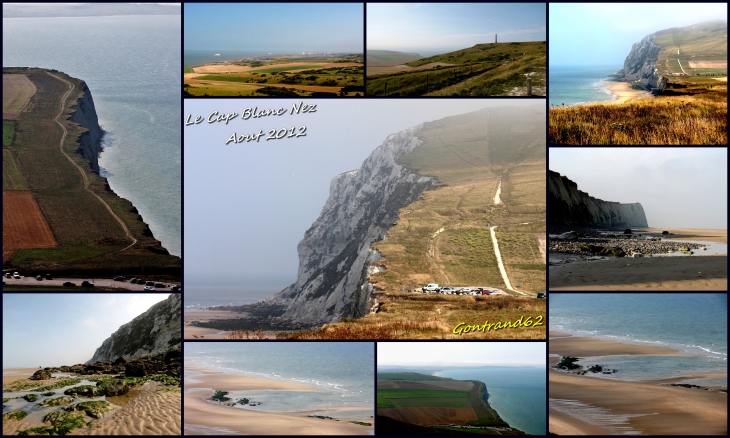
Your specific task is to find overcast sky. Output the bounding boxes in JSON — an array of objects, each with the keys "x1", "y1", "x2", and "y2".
[
  {"x1": 378, "y1": 342, "x2": 545, "y2": 367},
  {"x1": 3, "y1": 294, "x2": 169, "y2": 368},
  {"x1": 550, "y1": 3, "x2": 727, "y2": 66},
  {"x1": 184, "y1": 3, "x2": 363, "y2": 52},
  {"x1": 368, "y1": 3, "x2": 545, "y2": 56},
  {"x1": 550, "y1": 148, "x2": 727, "y2": 229},
  {"x1": 184, "y1": 99, "x2": 542, "y2": 295}
]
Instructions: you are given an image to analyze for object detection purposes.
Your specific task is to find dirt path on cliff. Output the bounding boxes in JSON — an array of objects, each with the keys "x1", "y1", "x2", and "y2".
[{"x1": 46, "y1": 72, "x2": 137, "y2": 251}]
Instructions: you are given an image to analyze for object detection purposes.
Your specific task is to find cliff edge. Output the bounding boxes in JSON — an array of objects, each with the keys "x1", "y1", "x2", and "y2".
[
  {"x1": 68, "y1": 81, "x2": 104, "y2": 172},
  {"x1": 549, "y1": 171, "x2": 648, "y2": 228},
  {"x1": 86, "y1": 293, "x2": 181, "y2": 363},
  {"x1": 617, "y1": 32, "x2": 666, "y2": 92},
  {"x1": 264, "y1": 125, "x2": 437, "y2": 324}
]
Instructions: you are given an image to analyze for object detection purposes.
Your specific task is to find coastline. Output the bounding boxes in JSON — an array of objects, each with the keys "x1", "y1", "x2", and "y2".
[
  {"x1": 549, "y1": 334, "x2": 727, "y2": 435},
  {"x1": 184, "y1": 364, "x2": 374, "y2": 435},
  {"x1": 604, "y1": 80, "x2": 653, "y2": 104}
]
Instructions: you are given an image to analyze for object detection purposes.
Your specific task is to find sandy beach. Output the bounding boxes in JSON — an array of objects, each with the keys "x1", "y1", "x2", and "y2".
[
  {"x1": 550, "y1": 334, "x2": 727, "y2": 435},
  {"x1": 605, "y1": 81, "x2": 652, "y2": 103},
  {"x1": 184, "y1": 365, "x2": 374, "y2": 435},
  {"x1": 184, "y1": 310, "x2": 239, "y2": 339},
  {"x1": 549, "y1": 254, "x2": 727, "y2": 290},
  {"x1": 3, "y1": 370, "x2": 180, "y2": 436}
]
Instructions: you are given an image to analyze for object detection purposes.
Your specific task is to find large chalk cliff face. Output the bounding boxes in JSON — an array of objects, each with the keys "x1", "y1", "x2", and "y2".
[
  {"x1": 68, "y1": 81, "x2": 104, "y2": 172},
  {"x1": 86, "y1": 294, "x2": 181, "y2": 363},
  {"x1": 549, "y1": 171, "x2": 648, "y2": 228},
  {"x1": 267, "y1": 126, "x2": 436, "y2": 324},
  {"x1": 618, "y1": 33, "x2": 667, "y2": 92}
]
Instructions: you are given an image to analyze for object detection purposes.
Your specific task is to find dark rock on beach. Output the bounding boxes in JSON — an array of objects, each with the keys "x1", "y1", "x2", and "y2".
[{"x1": 29, "y1": 369, "x2": 51, "y2": 380}]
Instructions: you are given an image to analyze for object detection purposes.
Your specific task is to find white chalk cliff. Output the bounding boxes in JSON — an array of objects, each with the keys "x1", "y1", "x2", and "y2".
[
  {"x1": 265, "y1": 126, "x2": 436, "y2": 324},
  {"x1": 549, "y1": 171, "x2": 648, "y2": 228}
]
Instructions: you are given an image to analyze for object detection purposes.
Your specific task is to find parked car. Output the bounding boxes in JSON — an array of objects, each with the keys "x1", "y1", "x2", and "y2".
[
  {"x1": 35, "y1": 275, "x2": 43, "y2": 281},
  {"x1": 4, "y1": 273, "x2": 10, "y2": 278},
  {"x1": 440, "y1": 287, "x2": 456, "y2": 294},
  {"x1": 154, "y1": 282, "x2": 165, "y2": 288},
  {"x1": 144, "y1": 286, "x2": 155, "y2": 291},
  {"x1": 81, "y1": 280, "x2": 94, "y2": 287},
  {"x1": 421, "y1": 283, "x2": 439, "y2": 293},
  {"x1": 145, "y1": 281, "x2": 155, "y2": 286},
  {"x1": 63, "y1": 282, "x2": 76, "y2": 287},
  {"x1": 114, "y1": 276, "x2": 125, "y2": 281},
  {"x1": 170, "y1": 285, "x2": 180, "y2": 291},
  {"x1": 536, "y1": 293, "x2": 546, "y2": 299},
  {"x1": 45, "y1": 274, "x2": 53, "y2": 280},
  {"x1": 13, "y1": 272, "x2": 20, "y2": 279}
]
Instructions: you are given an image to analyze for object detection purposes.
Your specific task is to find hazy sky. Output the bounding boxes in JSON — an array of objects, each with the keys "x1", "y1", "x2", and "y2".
[
  {"x1": 550, "y1": 3, "x2": 727, "y2": 66},
  {"x1": 184, "y1": 3, "x2": 363, "y2": 52},
  {"x1": 184, "y1": 99, "x2": 542, "y2": 294},
  {"x1": 368, "y1": 3, "x2": 546, "y2": 56},
  {"x1": 3, "y1": 294, "x2": 170, "y2": 368},
  {"x1": 550, "y1": 148, "x2": 727, "y2": 229},
  {"x1": 378, "y1": 342, "x2": 545, "y2": 367}
]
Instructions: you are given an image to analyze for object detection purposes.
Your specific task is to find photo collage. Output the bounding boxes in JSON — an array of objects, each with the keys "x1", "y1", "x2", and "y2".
[{"x1": 2, "y1": 2, "x2": 727, "y2": 436}]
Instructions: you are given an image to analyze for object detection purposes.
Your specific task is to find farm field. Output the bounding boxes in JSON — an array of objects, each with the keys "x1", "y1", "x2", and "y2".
[
  {"x1": 3, "y1": 191, "x2": 58, "y2": 262},
  {"x1": 377, "y1": 373, "x2": 522, "y2": 434},
  {"x1": 654, "y1": 21, "x2": 727, "y2": 76},
  {"x1": 366, "y1": 42, "x2": 545, "y2": 96},
  {"x1": 184, "y1": 57, "x2": 364, "y2": 97},
  {"x1": 3, "y1": 73, "x2": 36, "y2": 119},
  {"x1": 2, "y1": 67, "x2": 180, "y2": 281}
]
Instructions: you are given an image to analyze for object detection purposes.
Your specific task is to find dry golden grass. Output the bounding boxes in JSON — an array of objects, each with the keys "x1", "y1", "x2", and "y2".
[
  {"x1": 549, "y1": 77, "x2": 727, "y2": 145},
  {"x1": 279, "y1": 294, "x2": 546, "y2": 339}
]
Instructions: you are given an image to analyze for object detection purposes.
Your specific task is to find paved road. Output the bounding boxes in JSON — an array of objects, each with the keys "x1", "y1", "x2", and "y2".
[{"x1": 2, "y1": 275, "x2": 177, "y2": 291}]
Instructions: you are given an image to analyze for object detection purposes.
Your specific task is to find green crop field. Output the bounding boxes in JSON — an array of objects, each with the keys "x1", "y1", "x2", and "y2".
[
  {"x1": 184, "y1": 67, "x2": 193, "y2": 73},
  {"x1": 3, "y1": 120, "x2": 15, "y2": 146},
  {"x1": 252, "y1": 64, "x2": 324, "y2": 73},
  {"x1": 377, "y1": 393, "x2": 394, "y2": 408},
  {"x1": 378, "y1": 389, "x2": 470, "y2": 399},
  {"x1": 378, "y1": 373, "x2": 446, "y2": 381},
  {"x1": 3, "y1": 149, "x2": 27, "y2": 190},
  {"x1": 389, "y1": 397, "x2": 473, "y2": 408}
]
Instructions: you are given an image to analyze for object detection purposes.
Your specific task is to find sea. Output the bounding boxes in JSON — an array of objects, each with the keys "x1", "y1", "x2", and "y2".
[
  {"x1": 3, "y1": 15, "x2": 181, "y2": 256},
  {"x1": 549, "y1": 65, "x2": 623, "y2": 107},
  {"x1": 550, "y1": 294, "x2": 727, "y2": 385},
  {"x1": 435, "y1": 367, "x2": 546, "y2": 436},
  {"x1": 185, "y1": 343, "x2": 374, "y2": 419},
  {"x1": 185, "y1": 50, "x2": 296, "y2": 67},
  {"x1": 184, "y1": 285, "x2": 283, "y2": 310}
]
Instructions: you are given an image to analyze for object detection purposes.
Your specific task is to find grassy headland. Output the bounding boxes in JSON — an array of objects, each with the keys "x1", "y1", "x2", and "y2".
[
  {"x1": 184, "y1": 54, "x2": 364, "y2": 97},
  {"x1": 366, "y1": 42, "x2": 546, "y2": 96},
  {"x1": 3, "y1": 67, "x2": 180, "y2": 280}
]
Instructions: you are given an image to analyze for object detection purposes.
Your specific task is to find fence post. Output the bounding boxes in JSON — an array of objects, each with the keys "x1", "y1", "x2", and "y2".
[
  {"x1": 426, "y1": 74, "x2": 429, "y2": 86},
  {"x1": 527, "y1": 78, "x2": 532, "y2": 96},
  {"x1": 384, "y1": 81, "x2": 388, "y2": 95}
]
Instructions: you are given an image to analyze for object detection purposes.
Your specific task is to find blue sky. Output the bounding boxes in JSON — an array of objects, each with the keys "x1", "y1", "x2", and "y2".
[
  {"x1": 368, "y1": 3, "x2": 545, "y2": 56},
  {"x1": 550, "y1": 3, "x2": 727, "y2": 66},
  {"x1": 3, "y1": 294, "x2": 170, "y2": 368},
  {"x1": 183, "y1": 99, "x2": 542, "y2": 293},
  {"x1": 550, "y1": 148, "x2": 728, "y2": 229},
  {"x1": 184, "y1": 3, "x2": 363, "y2": 52},
  {"x1": 378, "y1": 342, "x2": 546, "y2": 366}
]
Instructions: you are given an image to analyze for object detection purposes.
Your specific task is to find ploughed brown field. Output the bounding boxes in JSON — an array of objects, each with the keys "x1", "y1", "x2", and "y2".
[
  {"x1": 2, "y1": 191, "x2": 58, "y2": 261},
  {"x1": 3, "y1": 74, "x2": 37, "y2": 120},
  {"x1": 379, "y1": 407, "x2": 478, "y2": 425}
]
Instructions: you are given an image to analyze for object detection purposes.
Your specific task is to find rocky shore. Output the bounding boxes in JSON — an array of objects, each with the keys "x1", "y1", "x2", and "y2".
[{"x1": 550, "y1": 231, "x2": 706, "y2": 257}]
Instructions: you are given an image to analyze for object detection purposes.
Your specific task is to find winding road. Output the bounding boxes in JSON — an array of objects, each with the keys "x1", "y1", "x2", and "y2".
[{"x1": 46, "y1": 72, "x2": 137, "y2": 251}]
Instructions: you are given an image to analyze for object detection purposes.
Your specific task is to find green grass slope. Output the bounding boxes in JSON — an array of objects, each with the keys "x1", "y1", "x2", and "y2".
[{"x1": 655, "y1": 21, "x2": 727, "y2": 75}]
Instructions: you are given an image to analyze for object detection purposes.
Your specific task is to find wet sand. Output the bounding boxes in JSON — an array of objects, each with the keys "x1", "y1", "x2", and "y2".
[
  {"x1": 639, "y1": 227, "x2": 727, "y2": 244},
  {"x1": 3, "y1": 374, "x2": 180, "y2": 435},
  {"x1": 184, "y1": 365, "x2": 373, "y2": 435},
  {"x1": 549, "y1": 254, "x2": 727, "y2": 290},
  {"x1": 184, "y1": 310, "x2": 239, "y2": 339},
  {"x1": 550, "y1": 335, "x2": 727, "y2": 435},
  {"x1": 2, "y1": 368, "x2": 36, "y2": 385}
]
